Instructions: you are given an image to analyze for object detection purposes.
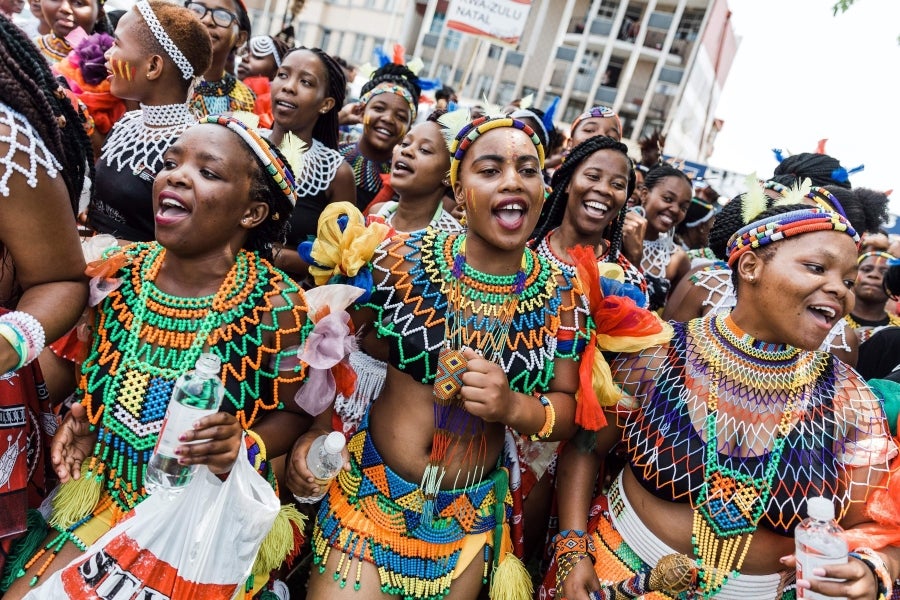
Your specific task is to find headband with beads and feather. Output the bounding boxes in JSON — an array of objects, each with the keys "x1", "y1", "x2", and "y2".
[{"x1": 445, "y1": 114, "x2": 545, "y2": 188}]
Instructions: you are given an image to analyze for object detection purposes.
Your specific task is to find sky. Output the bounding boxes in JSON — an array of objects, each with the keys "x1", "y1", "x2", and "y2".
[{"x1": 706, "y1": 0, "x2": 900, "y2": 215}]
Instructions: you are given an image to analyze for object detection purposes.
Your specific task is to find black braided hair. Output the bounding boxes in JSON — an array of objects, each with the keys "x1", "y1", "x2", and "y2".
[
  {"x1": 846, "y1": 187, "x2": 890, "y2": 233},
  {"x1": 531, "y1": 135, "x2": 635, "y2": 262},
  {"x1": 242, "y1": 139, "x2": 295, "y2": 260},
  {"x1": 0, "y1": 15, "x2": 90, "y2": 212},
  {"x1": 708, "y1": 192, "x2": 777, "y2": 261},
  {"x1": 642, "y1": 163, "x2": 691, "y2": 195},
  {"x1": 281, "y1": 47, "x2": 346, "y2": 150},
  {"x1": 361, "y1": 62, "x2": 421, "y2": 107},
  {"x1": 675, "y1": 197, "x2": 715, "y2": 238},
  {"x1": 771, "y1": 152, "x2": 852, "y2": 189},
  {"x1": 884, "y1": 261, "x2": 900, "y2": 298},
  {"x1": 729, "y1": 202, "x2": 809, "y2": 289}
]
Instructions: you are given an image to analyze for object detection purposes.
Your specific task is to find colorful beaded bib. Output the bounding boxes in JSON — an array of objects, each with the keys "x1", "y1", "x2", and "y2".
[
  {"x1": 189, "y1": 73, "x2": 256, "y2": 118},
  {"x1": 615, "y1": 313, "x2": 894, "y2": 596},
  {"x1": 78, "y1": 243, "x2": 309, "y2": 512}
]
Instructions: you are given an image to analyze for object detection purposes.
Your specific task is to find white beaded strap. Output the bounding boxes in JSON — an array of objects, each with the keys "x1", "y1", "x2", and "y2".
[{"x1": 136, "y1": 0, "x2": 194, "y2": 80}]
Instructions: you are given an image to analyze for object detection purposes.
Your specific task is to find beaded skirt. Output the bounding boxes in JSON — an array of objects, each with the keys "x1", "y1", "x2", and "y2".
[{"x1": 313, "y1": 413, "x2": 513, "y2": 600}]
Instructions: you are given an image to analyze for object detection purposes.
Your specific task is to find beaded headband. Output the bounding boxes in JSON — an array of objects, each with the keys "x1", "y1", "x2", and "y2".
[
  {"x1": 359, "y1": 82, "x2": 417, "y2": 121},
  {"x1": 508, "y1": 108, "x2": 549, "y2": 146},
  {"x1": 135, "y1": 0, "x2": 194, "y2": 80},
  {"x1": 857, "y1": 251, "x2": 896, "y2": 264},
  {"x1": 448, "y1": 116, "x2": 545, "y2": 188},
  {"x1": 805, "y1": 186, "x2": 848, "y2": 219},
  {"x1": 249, "y1": 35, "x2": 282, "y2": 67},
  {"x1": 570, "y1": 105, "x2": 622, "y2": 137},
  {"x1": 199, "y1": 115, "x2": 298, "y2": 207},
  {"x1": 726, "y1": 208, "x2": 860, "y2": 267},
  {"x1": 683, "y1": 197, "x2": 716, "y2": 228}
]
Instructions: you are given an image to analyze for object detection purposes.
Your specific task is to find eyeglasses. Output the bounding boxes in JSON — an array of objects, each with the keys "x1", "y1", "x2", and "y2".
[{"x1": 185, "y1": 1, "x2": 237, "y2": 28}]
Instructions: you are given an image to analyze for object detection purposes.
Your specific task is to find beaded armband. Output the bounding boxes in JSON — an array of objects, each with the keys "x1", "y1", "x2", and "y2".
[
  {"x1": 849, "y1": 547, "x2": 892, "y2": 600},
  {"x1": 553, "y1": 529, "x2": 596, "y2": 561},
  {"x1": 529, "y1": 394, "x2": 556, "y2": 441}
]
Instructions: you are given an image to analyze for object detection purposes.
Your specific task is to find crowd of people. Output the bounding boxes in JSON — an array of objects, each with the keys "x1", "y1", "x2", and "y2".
[{"x1": 1, "y1": 2, "x2": 900, "y2": 600}]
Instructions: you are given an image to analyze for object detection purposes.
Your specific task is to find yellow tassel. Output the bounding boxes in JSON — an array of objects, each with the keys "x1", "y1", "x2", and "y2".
[
  {"x1": 489, "y1": 553, "x2": 533, "y2": 600},
  {"x1": 252, "y1": 504, "x2": 307, "y2": 576},
  {"x1": 49, "y1": 463, "x2": 102, "y2": 529}
]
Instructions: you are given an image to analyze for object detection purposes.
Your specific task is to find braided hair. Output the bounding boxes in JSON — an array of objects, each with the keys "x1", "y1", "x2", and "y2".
[
  {"x1": 360, "y1": 62, "x2": 421, "y2": 109},
  {"x1": 771, "y1": 152, "x2": 853, "y2": 189},
  {"x1": 0, "y1": 15, "x2": 90, "y2": 212},
  {"x1": 242, "y1": 141, "x2": 295, "y2": 259},
  {"x1": 531, "y1": 135, "x2": 635, "y2": 263},
  {"x1": 847, "y1": 187, "x2": 890, "y2": 233},
  {"x1": 282, "y1": 47, "x2": 346, "y2": 150}
]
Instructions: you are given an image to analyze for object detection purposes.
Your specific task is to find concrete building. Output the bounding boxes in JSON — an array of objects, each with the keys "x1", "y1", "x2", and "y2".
[{"x1": 254, "y1": 0, "x2": 738, "y2": 164}]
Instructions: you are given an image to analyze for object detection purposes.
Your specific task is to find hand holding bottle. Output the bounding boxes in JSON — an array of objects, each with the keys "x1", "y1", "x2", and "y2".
[
  {"x1": 286, "y1": 429, "x2": 349, "y2": 501},
  {"x1": 174, "y1": 412, "x2": 242, "y2": 474}
]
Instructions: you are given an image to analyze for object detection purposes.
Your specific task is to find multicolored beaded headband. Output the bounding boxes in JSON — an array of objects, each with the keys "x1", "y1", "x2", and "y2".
[
  {"x1": 198, "y1": 115, "x2": 298, "y2": 207},
  {"x1": 359, "y1": 82, "x2": 417, "y2": 121},
  {"x1": 249, "y1": 36, "x2": 282, "y2": 67},
  {"x1": 805, "y1": 186, "x2": 848, "y2": 219},
  {"x1": 726, "y1": 208, "x2": 860, "y2": 267},
  {"x1": 135, "y1": 0, "x2": 194, "y2": 80},
  {"x1": 570, "y1": 105, "x2": 622, "y2": 137},
  {"x1": 857, "y1": 251, "x2": 896, "y2": 264},
  {"x1": 683, "y1": 197, "x2": 716, "y2": 228},
  {"x1": 449, "y1": 116, "x2": 545, "y2": 188}
]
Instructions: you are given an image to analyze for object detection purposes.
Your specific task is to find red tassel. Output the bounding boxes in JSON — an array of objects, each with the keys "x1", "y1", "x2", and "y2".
[
  {"x1": 332, "y1": 359, "x2": 357, "y2": 398},
  {"x1": 392, "y1": 43, "x2": 405, "y2": 66},
  {"x1": 815, "y1": 138, "x2": 828, "y2": 154},
  {"x1": 575, "y1": 339, "x2": 608, "y2": 431}
]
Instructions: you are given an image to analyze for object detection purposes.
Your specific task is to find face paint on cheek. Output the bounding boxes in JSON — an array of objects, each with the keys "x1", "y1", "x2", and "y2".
[
  {"x1": 111, "y1": 58, "x2": 134, "y2": 81},
  {"x1": 465, "y1": 188, "x2": 476, "y2": 216}
]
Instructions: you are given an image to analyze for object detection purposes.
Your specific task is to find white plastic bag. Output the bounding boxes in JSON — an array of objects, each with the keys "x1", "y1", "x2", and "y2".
[{"x1": 25, "y1": 437, "x2": 280, "y2": 599}]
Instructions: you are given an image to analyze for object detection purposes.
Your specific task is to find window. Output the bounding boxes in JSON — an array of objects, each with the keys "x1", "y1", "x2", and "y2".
[
  {"x1": 474, "y1": 74, "x2": 492, "y2": 99},
  {"x1": 677, "y1": 9, "x2": 705, "y2": 40},
  {"x1": 320, "y1": 29, "x2": 332, "y2": 53},
  {"x1": 445, "y1": 30, "x2": 462, "y2": 51},
  {"x1": 351, "y1": 35, "x2": 367, "y2": 64}
]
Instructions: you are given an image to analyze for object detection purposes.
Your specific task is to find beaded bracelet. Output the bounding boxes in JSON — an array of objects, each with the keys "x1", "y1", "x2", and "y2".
[
  {"x1": 0, "y1": 311, "x2": 45, "y2": 371},
  {"x1": 0, "y1": 323, "x2": 28, "y2": 371},
  {"x1": 850, "y1": 547, "x2": 892, "y2": 600},
  {"x1": 553, "y1": 529, "x2": 596, "y2": 562},
  {"x1": 530, "y1": 394, "x2": 556, "y2": 441},
  {"x1": 556, "y1": 550, "x2": 589, "y2": 590}
]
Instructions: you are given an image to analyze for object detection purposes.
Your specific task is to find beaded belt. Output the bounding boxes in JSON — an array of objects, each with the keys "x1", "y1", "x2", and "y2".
[
  {"x1": 312, "y1": 413, "x2": 512, "y2": 600},
  {"x1": 607, "y1": 472, "x2": 785, "y2": 600}
]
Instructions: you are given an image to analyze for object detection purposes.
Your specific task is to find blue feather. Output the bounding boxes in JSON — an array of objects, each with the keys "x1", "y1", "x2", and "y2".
[
  {"x1": 772, "y1": 148, "x2": 785, "y2": 163},
  {"x1": 372, "y1": 46, "x2": 390, "y2": 68},
  {"x1": 542, "y1": 96, "x2": 560, "y2": 132}
]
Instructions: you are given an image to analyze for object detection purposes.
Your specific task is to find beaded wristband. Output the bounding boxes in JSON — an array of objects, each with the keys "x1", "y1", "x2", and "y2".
[
  {"x1": 849, "y1": 547, "x2": 892, "y2": 600},
  {"x1": 553, "y1": 529, "x2": 596, "y2": 562},
  {"x1": 0, "y1": 311, "x2": 46, "y2": 369},
  {"x1": 556, "y1": 551, "x2": 589, "y2": 590},
  {"x1": 0, "y1": 323, "x2": 27, "y2": 371},
  {"x1": 530, "y1": 394, "x2": 556, "y2": 441}
]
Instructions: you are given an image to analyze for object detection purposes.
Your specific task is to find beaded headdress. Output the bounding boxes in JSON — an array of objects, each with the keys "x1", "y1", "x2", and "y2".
[
  {"x1": 249, "y1": 35, "x2": 282, "y2": 67},
  {"x1": 135, "y1": 0, "x2": 194, "y2": 80},
  {"x1": 806, "y1": 185, "x2": 848, "y2": 219},
  {"x1": 683, "y1": 197, "x2": 716, "y2": 228},
  {"x1": 198, "y1": 115, "x2": 298, "y2": 206},
  {"x1": 570, "y1": 105, "x2": 622, "y2": 138},
  {"x1": 726, "y1": 208, "x2": 860, "y2": 267},
  {"x1": 857, "y1": 251, "x2": 896, "y2": 264},
  {"x1": 448, "y1": 116, "x2": 545, "y2": 188},
  {"x1": 359, "y1": 82, "x2": 417, "y2": 121}
]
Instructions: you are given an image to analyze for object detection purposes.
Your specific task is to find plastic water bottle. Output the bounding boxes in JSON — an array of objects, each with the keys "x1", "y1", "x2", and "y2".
[
  {"x1": 795, "y1": 496, "x2": 848, "y2": 600},
  {"x1": 292, "y1": 431, "x2": 346, "y2": 503},
  {"x1": 145, "y1": 353, "x2": 225, "y2": 494}
]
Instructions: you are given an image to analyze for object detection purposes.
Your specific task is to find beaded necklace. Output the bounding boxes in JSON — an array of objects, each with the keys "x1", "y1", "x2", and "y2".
[
  {"x1": 294, "y1": 138, "x2": 344, "y2": 199},
  {"x1": 688, "y1": 314, "x2": 812, "y2": 597},
  {"x1": 422, "y1": 235, "x2": 526, "y2": 520},
  {"x1": 844, "y1": 311, "x2": 900, "y2": 343},
  {"x1": 339, "y1": 143, "x2": 390, "y2": 196},
  {"x1": 189, "y1": 73, "x2": 256, "y2": 117},
  {"x1": 36, "y1": 33, "x2": 70, "y2": 63},
  {"x1": 0, "y1": 104, "x2": 61, "y2": 197},
  {"x1": 642, "y1": 231, "x2": 677, "y2": 280},
  {"x1": 100, "y1": 105, "x2": 194, "y2": 176},
  {"x1": 195, "y1": 72, "x2": 237, "y2": 97}
]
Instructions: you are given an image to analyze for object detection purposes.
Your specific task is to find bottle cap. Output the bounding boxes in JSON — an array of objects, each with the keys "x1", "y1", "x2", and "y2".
[
  {"x1": 807, "y1": 496, "x2": 836, "y2": 521},
  {"x1": 324, "y1": 431, "x2": 346, "y2": 454},
  {"x1": 194, "y1": 353, "x2": 222, "y2": 378}
]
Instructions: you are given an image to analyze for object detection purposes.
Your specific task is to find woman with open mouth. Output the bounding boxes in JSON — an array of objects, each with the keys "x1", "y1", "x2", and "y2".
[
  {"x1": 6, "y1": 116, "x2": 318, "y2": 599},
  {"x1": 339, "y1": 60, "x2": 421, "y2": 211},
  {"x1": 87, "y1": 0, "x2": 210, "y2": 244},
  {"x1": 33, "y1": 0, "x2": 109, "y2": 65},
  {"x1": 551, "y1": 201, "x2": 899, "y2": 600},
  {"x1": 287, "y1": 114, "x2": 598, "y2": 600}
]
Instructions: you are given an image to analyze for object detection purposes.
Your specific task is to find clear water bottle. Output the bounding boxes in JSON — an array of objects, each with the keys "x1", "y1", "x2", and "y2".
[
  {"x1": 795, "y1": 496, "x2": 848, "y2": 600},
  {"x1": 292, "y1": 431, "x2": 346, "y2": 503},
  {"x1": 145, "y1": 353, "x2": 225, "y2": 495}
]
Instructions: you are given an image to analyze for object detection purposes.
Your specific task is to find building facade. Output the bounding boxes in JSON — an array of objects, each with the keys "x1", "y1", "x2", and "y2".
[{"x1": 251, "y1": 0, "x2": 737, "y2": 162}]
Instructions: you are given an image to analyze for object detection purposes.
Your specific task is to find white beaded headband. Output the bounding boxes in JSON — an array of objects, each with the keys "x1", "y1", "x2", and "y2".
[
  {"x1": 250, "y1": 36, "x2": 282, "y2": 67},
  {"x1": 136, "y1": 0, "x2": 194, "y2": 80}
]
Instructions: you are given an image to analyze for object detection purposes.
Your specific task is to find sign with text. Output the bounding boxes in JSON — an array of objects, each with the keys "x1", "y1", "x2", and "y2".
[{"x1": 446, "y1": 0, "x2": 533, "y2": 47}]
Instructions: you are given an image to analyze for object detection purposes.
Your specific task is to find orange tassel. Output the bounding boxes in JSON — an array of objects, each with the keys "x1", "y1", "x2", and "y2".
[
  {"x1": 392, "y1": 43, "x2": 405, "y2": 66},
  {"x1": 575, "y1": 339, "x2": 607, "y2": 430}
]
